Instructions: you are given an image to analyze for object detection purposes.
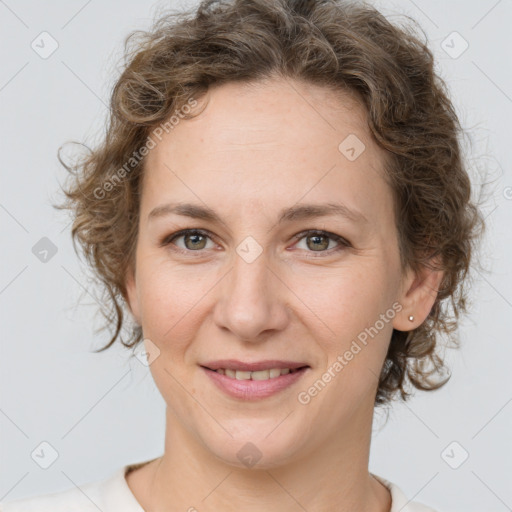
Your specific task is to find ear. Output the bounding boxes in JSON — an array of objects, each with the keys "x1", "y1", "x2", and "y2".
[
  {"x1": 393, "y1": 257, "x2": 444, "y2": 331},
  {"x1": 125, "y1": 266, "x2": 141, "y2": 325}
]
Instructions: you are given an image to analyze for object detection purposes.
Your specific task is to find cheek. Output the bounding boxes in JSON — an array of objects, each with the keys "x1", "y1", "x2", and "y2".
[
  {"x1": 297, "y1": 265, "x2": 390, "y2": 337},
  {"x1": 137, "y1": 262, "x2": 205, "y2": 349},
  {"x1": 295, "y1": 262, "x2": 398, "y2": 395},
  {"x1": 300, "y1": 269, "x2": 396, "y2": 417}
]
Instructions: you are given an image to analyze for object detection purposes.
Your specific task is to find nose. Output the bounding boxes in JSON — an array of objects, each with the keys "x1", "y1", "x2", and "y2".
[{"x1": 213, "y1": 250, "x2": 290, "y2": 342}]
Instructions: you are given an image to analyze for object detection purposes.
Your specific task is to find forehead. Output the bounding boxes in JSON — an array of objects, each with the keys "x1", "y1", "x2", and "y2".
[{"x1": 141, "y1": 78, "x2": 393, "y2": 227}]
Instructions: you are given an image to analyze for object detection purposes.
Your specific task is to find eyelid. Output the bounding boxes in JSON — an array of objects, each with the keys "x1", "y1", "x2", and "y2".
[
  {"x1": 291, "y1": 229, "x2": 350, "y2": 254},
  {"x1": 160, "y1": 228, "x2": 218, "y2": 252},
  {"x1": 161, "y1": 228, "x2": 350, "y2": 255}
]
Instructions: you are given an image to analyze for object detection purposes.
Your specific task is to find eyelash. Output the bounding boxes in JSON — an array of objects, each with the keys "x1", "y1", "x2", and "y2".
[{"x1": 160, "y1": 228, "x2": 350, "y2": 257}]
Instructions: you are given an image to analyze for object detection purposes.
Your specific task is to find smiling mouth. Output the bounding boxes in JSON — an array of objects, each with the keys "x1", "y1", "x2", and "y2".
[{"x1": 201, "y1": 366, "x2": 309, "y2": 381}]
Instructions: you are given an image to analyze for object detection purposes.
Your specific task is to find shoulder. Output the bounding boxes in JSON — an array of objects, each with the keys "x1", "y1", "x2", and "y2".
[
  {"x1": 0, "y1": 483, "x2": 97, "y2": 512},
  {"x1": 372, "y1": 473, "x2": 442, "y2": 512},
  {"x1": 0, "y1": 465, "x2": 142, "y2": 512}
]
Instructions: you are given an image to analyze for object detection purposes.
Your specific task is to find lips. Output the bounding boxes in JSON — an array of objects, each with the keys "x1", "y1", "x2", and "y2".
[
  {"x1": 200, "y1": 359, "x2": 310, "y2": 399},
  {"x1": 216, "y1": 368, "x2": 297, "y2": 381},
  {"x1": 201, "y1": 359, "x2": 309, "y2": 372}
]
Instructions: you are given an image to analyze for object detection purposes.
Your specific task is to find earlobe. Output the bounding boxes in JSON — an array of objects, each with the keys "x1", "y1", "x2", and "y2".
[{"x1": 393, "y1": 260, "x2": 444, "y2": 332}]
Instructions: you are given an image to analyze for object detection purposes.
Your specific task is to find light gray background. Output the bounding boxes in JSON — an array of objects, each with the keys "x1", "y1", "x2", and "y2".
[{"x1": 1, "y1": 0, "x2": 511, "y2": 511}]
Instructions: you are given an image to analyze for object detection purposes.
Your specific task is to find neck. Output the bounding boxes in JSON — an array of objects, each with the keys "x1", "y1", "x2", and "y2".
[{"x1": 130, "y1": 402, "x2": 391, "y2": 512}]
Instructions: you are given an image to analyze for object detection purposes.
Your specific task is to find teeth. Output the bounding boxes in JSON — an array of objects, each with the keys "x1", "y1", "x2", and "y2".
[
  {"x1": 215, "y1": 368, "x2": 300, "y2": 380},
  {"x1": 251, "y1": 370, "x2": 271, "y2": 381}
]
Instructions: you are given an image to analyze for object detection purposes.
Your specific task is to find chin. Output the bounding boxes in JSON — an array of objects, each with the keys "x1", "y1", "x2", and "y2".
[{"x1": 198, "y1": 419, "x2": 308, "y2": 471}]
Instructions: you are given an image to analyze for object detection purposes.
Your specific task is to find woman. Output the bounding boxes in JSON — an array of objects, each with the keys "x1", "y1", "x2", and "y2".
[{"x1": 2, "y1": 0, "x2": 484, "y2": 510}]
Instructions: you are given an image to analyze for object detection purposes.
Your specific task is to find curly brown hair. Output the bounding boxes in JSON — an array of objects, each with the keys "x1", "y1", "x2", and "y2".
[{"x1": 55, "y1": 0, "x2": 485, "y2": 406}]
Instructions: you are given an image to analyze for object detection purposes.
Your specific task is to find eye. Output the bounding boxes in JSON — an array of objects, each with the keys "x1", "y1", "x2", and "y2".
[
  {"x1": 161, "y1": 228, "x2": 350, "y2": 256},
  {"x1": 292, "y1": 229, "x2": 350, "y2": 255},
  {"x1": 161, "y1": 229, "x2": 216, "y2": 253}
]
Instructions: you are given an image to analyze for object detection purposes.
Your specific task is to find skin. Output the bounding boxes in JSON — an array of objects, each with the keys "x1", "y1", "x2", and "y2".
[{"x1": 124, "y1": 76, "x2": 443, "y2": 512}]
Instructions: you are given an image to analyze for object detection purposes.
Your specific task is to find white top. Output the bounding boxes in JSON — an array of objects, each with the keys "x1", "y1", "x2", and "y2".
[{"x1": 0, "y1": 460, "x2": 440, "y2": 512}]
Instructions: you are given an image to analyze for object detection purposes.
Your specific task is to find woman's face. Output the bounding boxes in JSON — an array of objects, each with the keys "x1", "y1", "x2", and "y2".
[{"x1": 126, "y1": 77, "x2": 415, "y2": 468}]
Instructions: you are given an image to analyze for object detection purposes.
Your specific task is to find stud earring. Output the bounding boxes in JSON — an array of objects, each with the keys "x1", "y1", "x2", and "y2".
[{"x1": 408, "y1": 315, "x2": 414, "y2": 322}]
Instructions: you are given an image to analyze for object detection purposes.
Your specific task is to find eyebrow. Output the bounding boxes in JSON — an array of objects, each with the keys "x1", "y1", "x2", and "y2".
[{"x1": 148, "y1": 201, "x2": 369, "y2": 225}]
